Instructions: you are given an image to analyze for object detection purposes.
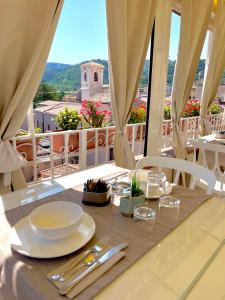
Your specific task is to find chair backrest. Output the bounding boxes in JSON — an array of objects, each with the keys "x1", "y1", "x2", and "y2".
[
  {"x1": 192, "y1": 139, "x2": 225, "y2": 191},
  {"x1": 136, "y1": 156, "x2": 216, "y2": 194}
]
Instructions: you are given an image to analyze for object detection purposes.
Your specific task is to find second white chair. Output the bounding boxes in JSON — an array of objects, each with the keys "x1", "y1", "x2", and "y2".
[{"x1": 136, "y1": 156, "x2": 216, "y2": 195}]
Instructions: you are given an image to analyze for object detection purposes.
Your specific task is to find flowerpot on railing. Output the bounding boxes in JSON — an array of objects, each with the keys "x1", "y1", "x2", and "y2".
[
  {"x1": 51, "y1": 130, "x2": 79, "y2": 154},
  {"x1": 81, "y1": 127, "x2": 117, "y2": 150},
  {"x1": 163, "y1": 122, "x2": 172, "y2": 135},
  {"x1": 86, "y1": 129, "x2": 107, "y2": 150},
  {"x1": 16, "y1": 137, "x2": 40, "y2": 161},
  {"x1": 126, "y1": 126, "x2": 133, "y2": 142},
  {"x1": 136, "y1": 124, "x2": 146, "y2": 141}
]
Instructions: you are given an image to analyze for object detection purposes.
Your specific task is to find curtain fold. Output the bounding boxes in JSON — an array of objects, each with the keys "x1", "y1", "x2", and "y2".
[
  {"x1": 0, "y1": 0, "x2": 63, "y2": 193},
  {"x1": 171, "y1": 0, "x2": 212, "y2": 160},
  {"x1": 106, "y1": 0, "x2": 157, "y2": 169},
  {"x1": 147, "y1": 0, "x2": 172, "y2": 156},
  {"x1": 200, "y1": 1, "x2": 225, "y2": 135}
]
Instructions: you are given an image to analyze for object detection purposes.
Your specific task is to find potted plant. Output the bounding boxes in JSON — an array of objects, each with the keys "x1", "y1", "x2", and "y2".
[
  {"x1": 80, "y1": 100, "x2": 111, "y2": 149},
  {"x1": 209, "y1": 103, "x2": 221, "y2": 115},
  {"x1": 128, "y1": 105, "x2": 146, "y2": 141},
  {"x1": 163, "y1": 104, "x2": 172, "y2": 134},
  {"x1": 120, "y1": 174, "x2": 145, "y2": 217},
  {"x1": 53, "y1": 107, "x2": 81, "y2": 154},
  {"x1": 83, "y1": 179, "x2": 110, "y2": 206},
  {"x1": 16, "y1": 128, "x2": 41, "y2": 161}
]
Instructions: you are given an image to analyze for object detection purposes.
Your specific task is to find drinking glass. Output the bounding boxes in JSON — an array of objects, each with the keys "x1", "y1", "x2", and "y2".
[
  {"x1": 111, "y1": 180, "x2": 131, "y2": 206},
  {"x1": 159, "y1": 195, "x2": 180, "y2": 208},
  {"x1": 133, "y1": 203, "x2": 156, "y2": 221},
  {"x1": 146, "y1": 172, "x2": 167, "y2": 199}
]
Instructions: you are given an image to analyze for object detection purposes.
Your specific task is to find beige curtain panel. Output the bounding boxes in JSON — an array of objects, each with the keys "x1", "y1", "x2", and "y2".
[
  {"x1": 171, "y1": 0, "x2": 212, "y2": 160},
  {"x1": 147, "y1": 0, "x2": 172, "y2": 156},
  {"x1": 0, "y1": 0, "x2": 63, "y2": 194},
  {"x1": 200, "y1": 1, "x2": 225, "y2": 135},
  {"x1": 106, "y1": 0, "x2": 157, "y2": 169}
]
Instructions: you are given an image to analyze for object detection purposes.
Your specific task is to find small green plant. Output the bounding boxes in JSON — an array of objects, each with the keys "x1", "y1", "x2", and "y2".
[
  {"x1": 131, "y1": 174, "x2": 143, "y2": 197},
  {"x1": 209, "y1": 103, "x2": 221, "y2": 115},
  {"x1": 56, "y1": 107, "x2": 81, "y2": 130}
]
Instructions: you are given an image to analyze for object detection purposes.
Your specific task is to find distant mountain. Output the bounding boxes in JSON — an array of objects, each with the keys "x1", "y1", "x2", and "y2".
[
  {"x1": 42, "y1": 58, "x2": 206, "y2": 91},
  {"x1": 42, "y1": 63, "x2": 72, "y2": 82},
  {"x1": 42, "y1": 59, "x2": 109, "y2": 91}
]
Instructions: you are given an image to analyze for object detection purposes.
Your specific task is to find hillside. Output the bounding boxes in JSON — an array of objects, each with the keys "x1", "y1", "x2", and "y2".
[
  {"x1": 42, "y1": 58, "x2": 206, "y2": 91},
  {"x1": 42, "y1": 59, "x2": 109, "y2": 91}
]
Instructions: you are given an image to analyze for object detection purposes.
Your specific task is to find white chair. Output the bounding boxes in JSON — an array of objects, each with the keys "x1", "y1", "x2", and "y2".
[
  {"x1": 136, "y1": 156, "x2": 216, "y2": 195},
  {"x1": 192, "y1": 139, "x2": 225, "y2": 193}
]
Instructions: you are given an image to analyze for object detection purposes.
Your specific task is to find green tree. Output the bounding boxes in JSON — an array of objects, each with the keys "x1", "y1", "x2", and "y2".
[{"x1": 33, "y1": 82, "x2": 65, "y2": 108}]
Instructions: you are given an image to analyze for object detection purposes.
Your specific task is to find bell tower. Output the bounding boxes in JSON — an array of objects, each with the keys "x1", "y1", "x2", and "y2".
[{"x1": 80, "y1": 62, "x2": 104, "y2": 99}]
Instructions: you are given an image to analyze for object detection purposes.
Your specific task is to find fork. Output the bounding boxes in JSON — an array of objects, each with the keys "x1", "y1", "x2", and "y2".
[{"x1": 51, "y1": 235, "x2": 110, "y2": 282}]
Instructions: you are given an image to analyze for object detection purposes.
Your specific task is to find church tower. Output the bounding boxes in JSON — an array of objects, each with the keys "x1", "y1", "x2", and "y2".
[{"x1": 80, "y1": 62, "x2": 104, "y2": 99}]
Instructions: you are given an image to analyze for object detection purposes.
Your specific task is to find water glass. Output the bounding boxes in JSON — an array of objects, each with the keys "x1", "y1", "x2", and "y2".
[
  {"x1": 133, "y1": 203, "x2": 156, "y2": 221},
  {"x1": 111, "y1": 181, "x2": 131, "y2": 206},
  {"x1": 146, "y1": 172, "x2": 167, "y2": 199},
  {"x1": 159, "y1": 195, "x2": 180, "y2": 208}
]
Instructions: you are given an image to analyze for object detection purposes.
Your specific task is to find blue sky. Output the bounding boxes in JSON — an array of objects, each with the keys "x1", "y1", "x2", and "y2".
[{"x1": 47, "y1": 0, "x2": 207, "y2": 64}]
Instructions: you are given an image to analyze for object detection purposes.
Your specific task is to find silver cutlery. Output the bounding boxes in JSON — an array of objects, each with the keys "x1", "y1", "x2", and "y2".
[
  {"x1": 51, "y1": 235, "x2": 110, "y2": 282},
  {"x1": 59, "y1": 242, "x2": 128, "y2": 296},
  {"x1": 58, "y1": 252, "x2": 99, "y2": 282}
]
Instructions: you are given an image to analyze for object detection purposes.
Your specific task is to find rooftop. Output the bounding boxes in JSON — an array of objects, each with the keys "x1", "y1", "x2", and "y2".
[
  {"x1": 34, "y1": 101, "x2": 82, "y2": 115},
  {"x1": 80, "y1": 61, "x2": 104, "y2": 68}
]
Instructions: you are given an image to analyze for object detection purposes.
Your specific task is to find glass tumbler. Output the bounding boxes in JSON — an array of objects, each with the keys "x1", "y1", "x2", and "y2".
[
  {"x1": 146, "y1": 172, "x2": 167, "y2": 199},
  {"x1": 111, "y1": 181, "x2": 131, "y2": 206}
]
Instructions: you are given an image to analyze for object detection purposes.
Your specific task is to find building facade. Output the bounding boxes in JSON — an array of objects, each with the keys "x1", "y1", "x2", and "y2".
[{"x1": 80, "y1": 62, "x2": 104, "y2": 99}]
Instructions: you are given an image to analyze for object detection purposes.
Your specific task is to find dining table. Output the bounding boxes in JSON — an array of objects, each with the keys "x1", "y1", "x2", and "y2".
[
  {"x1": 198, "y1": 133, "x2": 225, "y2": 145},
  {"x1": 0, "y1": 163, "x2": 225, "y2": 300}
]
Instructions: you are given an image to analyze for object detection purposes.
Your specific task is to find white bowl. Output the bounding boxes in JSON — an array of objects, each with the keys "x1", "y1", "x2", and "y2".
[{"x1": 29, "y1": 201, "x2": 83, "y2": 241}]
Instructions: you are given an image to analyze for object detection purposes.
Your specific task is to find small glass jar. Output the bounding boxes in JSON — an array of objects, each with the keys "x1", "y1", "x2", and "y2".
[{"x1": 146, "y1": 172, "x2": 167, "y2": 199}]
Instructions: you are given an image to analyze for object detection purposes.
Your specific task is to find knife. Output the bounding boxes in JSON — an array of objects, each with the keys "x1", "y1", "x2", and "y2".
[{"x1": 59, "y1": 242, "x2": 128, "y2": 295}]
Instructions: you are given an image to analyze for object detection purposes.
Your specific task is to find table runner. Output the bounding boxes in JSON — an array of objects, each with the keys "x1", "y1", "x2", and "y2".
[{"x1": 0, "y1": 185, "x2": 211, "y2": 300}]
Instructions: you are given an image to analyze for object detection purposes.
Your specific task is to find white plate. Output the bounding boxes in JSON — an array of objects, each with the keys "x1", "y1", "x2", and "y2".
[{"x1": 10, "y1": 213, "x2": 95, "y2": 259}]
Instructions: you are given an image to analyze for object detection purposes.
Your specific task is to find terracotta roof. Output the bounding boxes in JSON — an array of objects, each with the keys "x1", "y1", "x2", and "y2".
[
  {"x1": 37, "y1": 100, "x2": 61, "y2": 106},
  {"x1": 89, "y1": 92, "x2": 111, "y2": 103},
  {"x1": 80, "y1": 62, "x2": 104, "y2": 68},
  {"x1": 34, "y1": 101, "x2": 82, "y2": 115}
]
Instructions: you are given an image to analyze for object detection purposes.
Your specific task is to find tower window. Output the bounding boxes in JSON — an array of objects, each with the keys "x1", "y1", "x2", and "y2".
[
  {"x1": 84, "y1": 72, "x2": 87, "y2": 82},
  {"x1": 94, "y1": 72, "x2": 98, "y2": 82}
]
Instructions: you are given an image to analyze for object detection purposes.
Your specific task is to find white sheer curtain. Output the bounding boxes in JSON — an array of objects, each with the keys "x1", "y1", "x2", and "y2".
[
  {"x1": 200, "y1": 1, "x2": 225, "y2": 135},
  {"x1": 0, "y1": 0, "x2": 63, "y2": 194},
  {"x1": 171, "y1": 0, "x2": 212, "y2": 160},
  {"x1": 106, "y1": 0, "x2": 157, "y2": 169},
  {"x1": 147, "y1": 0, "x2": 172, "y2": 156}
]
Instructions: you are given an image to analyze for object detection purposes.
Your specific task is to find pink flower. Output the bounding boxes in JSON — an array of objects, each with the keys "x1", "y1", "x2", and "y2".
[{"x1": 96, "y1": 100, "x2": 101, "y2": 107}]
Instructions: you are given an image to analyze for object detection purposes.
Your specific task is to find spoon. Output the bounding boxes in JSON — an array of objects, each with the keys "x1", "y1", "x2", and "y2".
[{"x1": 56, "y1": 253, "x2": 98, "y2": 282}]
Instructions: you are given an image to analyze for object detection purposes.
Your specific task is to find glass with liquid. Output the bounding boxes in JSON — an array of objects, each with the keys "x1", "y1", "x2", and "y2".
[{"x1": 146, "y1": 172, "x2": 167, "y2": 199}]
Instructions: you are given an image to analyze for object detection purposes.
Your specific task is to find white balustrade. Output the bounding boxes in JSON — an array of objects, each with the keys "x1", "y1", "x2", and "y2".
[{"x1": 10, "y1": 112, "x2": 225, "y2": 185}]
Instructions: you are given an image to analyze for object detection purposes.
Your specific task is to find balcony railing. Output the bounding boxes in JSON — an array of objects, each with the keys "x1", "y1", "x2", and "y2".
[{"x1": 11, "y1": 112, "x2": 225, "y2": 185}]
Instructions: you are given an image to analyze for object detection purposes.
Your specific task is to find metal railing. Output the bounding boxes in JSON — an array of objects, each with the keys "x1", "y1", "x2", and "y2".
[{"x1": 11, "y1": 112, "x2": 225, "y2": 185}]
